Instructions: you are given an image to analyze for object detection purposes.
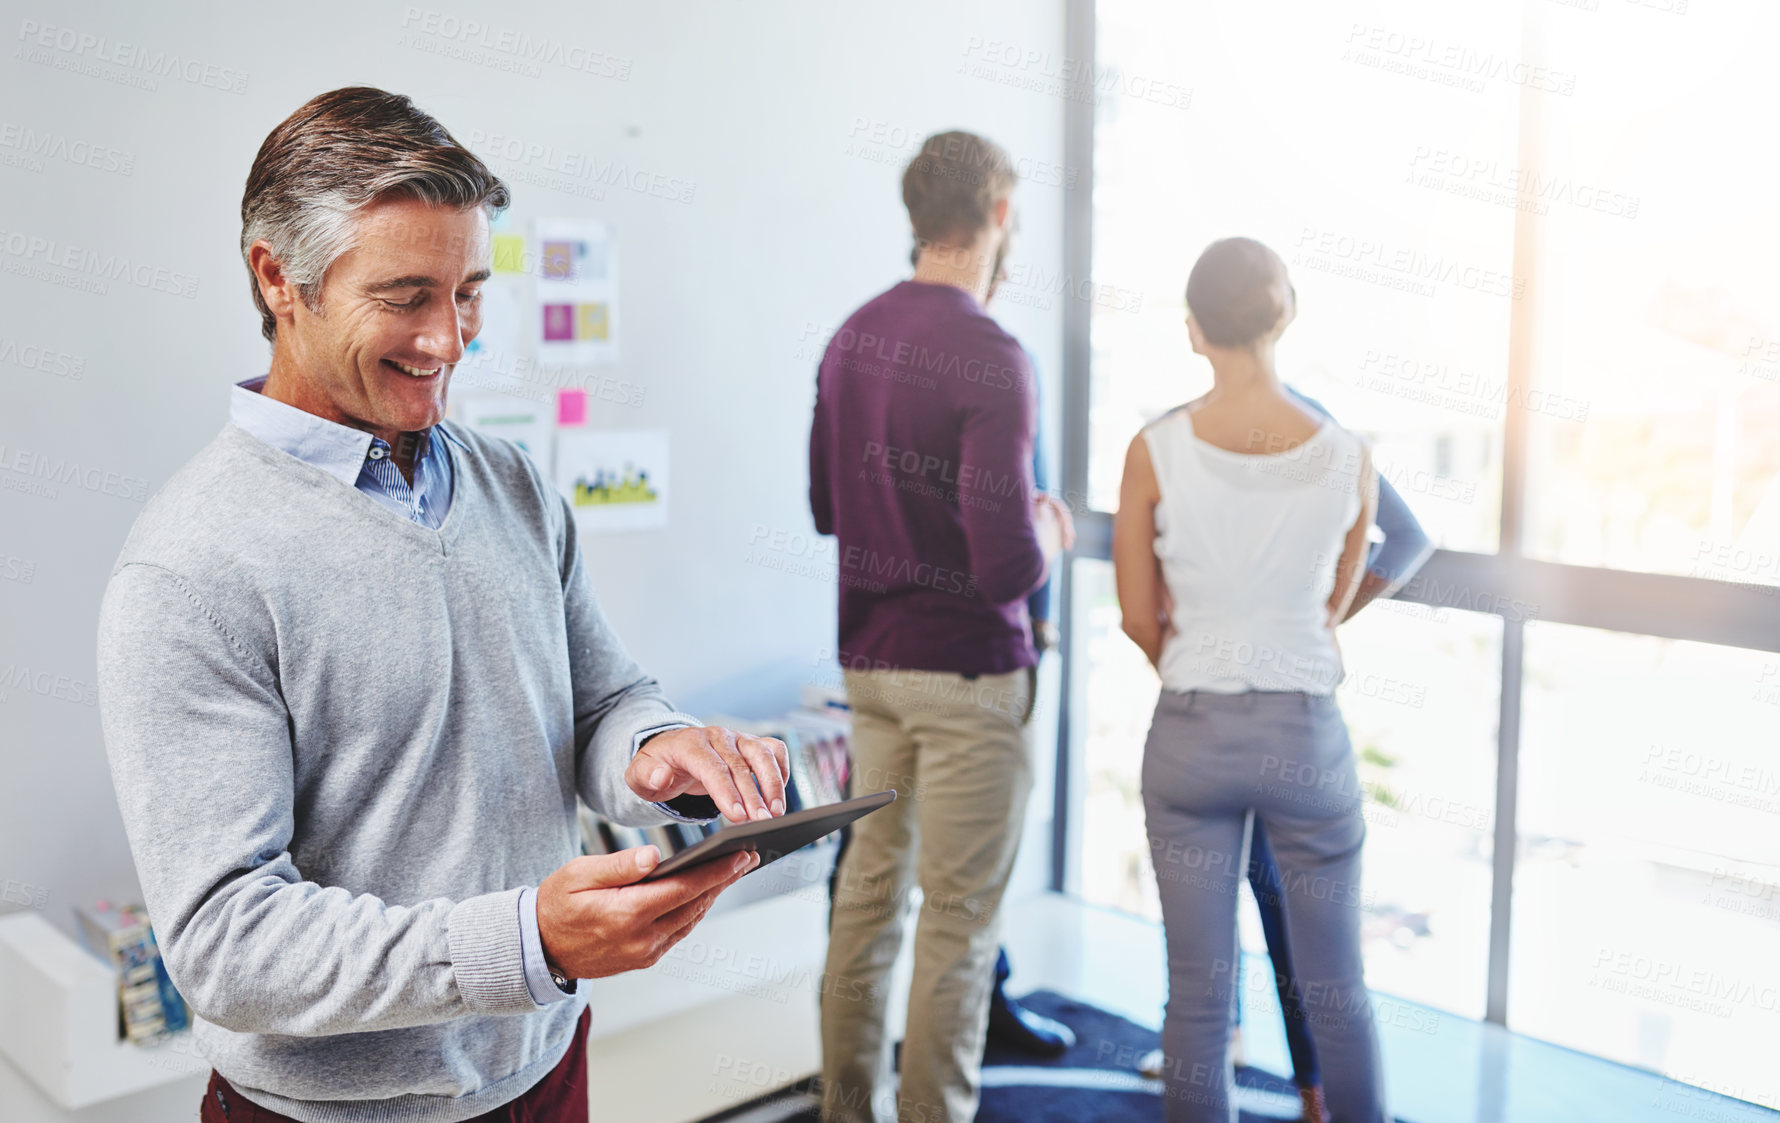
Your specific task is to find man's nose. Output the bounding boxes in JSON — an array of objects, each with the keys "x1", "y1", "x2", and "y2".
[{"x1": 418, "y1": 298, "x2": 467, "y2": 365}]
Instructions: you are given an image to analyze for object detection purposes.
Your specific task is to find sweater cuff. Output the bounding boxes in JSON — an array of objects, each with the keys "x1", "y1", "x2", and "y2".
[
  {"x1": 518, "y1": 887, "x2": 577, "y2": 1005},
  {"x1": 631, "y1": 712, "x2": 704, "y2": 755},
  {"x1": 448, "y1": 888, "x2": 539, "y2": 1015}
]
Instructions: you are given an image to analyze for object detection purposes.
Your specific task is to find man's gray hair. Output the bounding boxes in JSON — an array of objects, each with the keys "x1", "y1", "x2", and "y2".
[{"x1": 240, "y1": 86, "x2": 510, "y2": 343}]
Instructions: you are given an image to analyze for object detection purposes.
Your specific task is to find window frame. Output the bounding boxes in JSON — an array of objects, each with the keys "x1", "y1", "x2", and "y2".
[{"x1": 1051, "y1": 0, "x2": 1780, "y2": 1029}]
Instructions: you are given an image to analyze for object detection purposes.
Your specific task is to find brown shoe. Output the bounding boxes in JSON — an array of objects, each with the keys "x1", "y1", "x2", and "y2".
[{"x1": 1297, "y1": 1084, "x2": 1328, "y2": 1123}]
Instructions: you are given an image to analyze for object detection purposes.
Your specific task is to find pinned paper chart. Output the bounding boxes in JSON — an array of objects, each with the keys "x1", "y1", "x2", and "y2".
[
  {"x1": 536, "y1": 218, "x2": 619, "y2": 365},
  {"x1": 452, "y1": 394, "x2": 553, "y2": 466},
  {"x1": 460, "y1": 282, "x2": 526, "y2": 394},
  {"x1": 553, "y1": 429, "x2": 668, "y2": 532}
]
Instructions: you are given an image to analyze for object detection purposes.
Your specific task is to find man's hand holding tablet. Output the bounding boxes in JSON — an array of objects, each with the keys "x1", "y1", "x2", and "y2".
[
  {"x1": 536, "y1": 844, "x2": 760, "y2": 980},
  {"x1": 536, "y1": 723, "x2": 791, "y2": 983},
  {"x1": 534, "y1": 792, "x2": 894, "y2": 978}
]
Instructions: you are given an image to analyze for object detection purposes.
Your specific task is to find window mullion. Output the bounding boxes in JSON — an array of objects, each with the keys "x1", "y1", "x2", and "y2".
[
  {"x1": 1053, "y1": 0, "x2": 1098, "y2": 896},
  {"x1": 1484, "y1": 0, "x2": 1548, "y2": 1027}
]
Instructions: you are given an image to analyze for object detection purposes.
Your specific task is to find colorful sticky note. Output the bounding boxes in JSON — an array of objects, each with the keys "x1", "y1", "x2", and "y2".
[
  {"x1": 557, "y1": 389, "x2": 588, "y2": 426},
  {"x1": 542, "y1": 241, "x2": 575, "y2": 280},
  {"x1": 492, "y1": 234, "x2": 526, "y2": 274},
  {"x1": 575, "y1": 302, "x2": 610, "y2": 341},
  {"x1": 542, "y1": 304, "x2": 575, "y2": 342}
]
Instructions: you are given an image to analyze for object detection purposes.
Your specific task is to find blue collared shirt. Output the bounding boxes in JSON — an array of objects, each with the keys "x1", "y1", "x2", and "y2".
[
  {"x1": 229, "y1": 376, "x2": 460, "y2": 529},
  {"x1": 227, "y1": 376, "x2": 705, "y2": 1007}
]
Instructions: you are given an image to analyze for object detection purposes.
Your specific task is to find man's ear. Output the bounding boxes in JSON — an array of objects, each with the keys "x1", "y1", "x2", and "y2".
[
  {"x1": 992, "y1": 194, "x2": 1012, "y2": 232},
  {"x1": 1186, "y1": 314, "x2": 1207, "y2": 356},
  {"x1": 249, "y1": 240, "x2": 300, "y2": 326}
]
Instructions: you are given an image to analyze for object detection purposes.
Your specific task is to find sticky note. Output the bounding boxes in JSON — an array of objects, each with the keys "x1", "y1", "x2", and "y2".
[
  {"x1": 557, "y1": 389, "x2": 588, "y2": 426},
  {"x1": 542, "y1": 304, "x2": 575, "y2": 342},
  {"x1": 576, "y1": 302, "x2": 610, "y2": 341},
  {"x1": 542, "y1": 241, "x2": 575, "y2": 281},
  {"x1": 492, "y1": 234, "x2": 526, "y2": 274}
]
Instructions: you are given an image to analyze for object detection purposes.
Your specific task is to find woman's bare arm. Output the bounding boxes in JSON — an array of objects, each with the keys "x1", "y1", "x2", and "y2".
[{"x1": 1114, "y1": 432, "x2": 1171, "y2": 669}]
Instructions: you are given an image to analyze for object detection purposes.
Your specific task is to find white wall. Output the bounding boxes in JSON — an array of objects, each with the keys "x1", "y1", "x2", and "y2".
[{"x1": 0, "y1": 1, "x2": 1068, "y2": 1112}]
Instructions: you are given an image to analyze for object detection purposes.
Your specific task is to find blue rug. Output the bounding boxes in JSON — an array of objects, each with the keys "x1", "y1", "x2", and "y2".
[
  {"x1": 976, "y1": 990, "x2": 1306, "y2": 1122},
  {"x1": 698, "y1": 991, "x2": 1315, "y2": 1122}
]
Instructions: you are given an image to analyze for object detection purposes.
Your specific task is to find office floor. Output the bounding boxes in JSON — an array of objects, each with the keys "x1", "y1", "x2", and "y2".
[
  {"x1": 996, "y1": 892, "x2": 1780, "y2": 1123},
  {"x1": 4, "y1": 890, "x2": 1771, "y2": 1123}
]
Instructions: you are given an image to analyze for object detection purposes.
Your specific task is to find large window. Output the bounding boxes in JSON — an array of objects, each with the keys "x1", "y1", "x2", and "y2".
[
  {"x1": 1512, "y1": 625, "x2": 1780, "y2": 1089},
  {"x1": 1059, "y1": 0, "x2": 1780, "y2": 1107},
  {"x1": 1519, "y1": 3, "x2": 1780, "y2": 581},
  {"x1": 1084, "y1": 0, "x2": 1516, "y2": 552}
]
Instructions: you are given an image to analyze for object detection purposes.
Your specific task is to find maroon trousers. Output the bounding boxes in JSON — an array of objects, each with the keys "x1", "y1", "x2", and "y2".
[{"x1": 200, "y1": 1006, "x2": 591, "y2": 1123}]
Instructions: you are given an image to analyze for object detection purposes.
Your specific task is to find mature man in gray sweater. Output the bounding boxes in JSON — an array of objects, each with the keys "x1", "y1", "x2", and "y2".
[{"x1": 95, "y1": 87, "x2": 788, "y2": 1123}]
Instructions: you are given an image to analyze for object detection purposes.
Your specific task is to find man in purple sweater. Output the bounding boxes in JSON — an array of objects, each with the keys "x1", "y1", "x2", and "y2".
[{"x1": 809, "y1": 130, "x2": 1073, "y2": 1123}]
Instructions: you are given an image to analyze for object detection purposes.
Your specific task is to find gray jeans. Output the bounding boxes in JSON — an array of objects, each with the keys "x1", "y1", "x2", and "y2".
[{"x1": 1140, "y1": 689, "x2": 1387, "y2": 1123}]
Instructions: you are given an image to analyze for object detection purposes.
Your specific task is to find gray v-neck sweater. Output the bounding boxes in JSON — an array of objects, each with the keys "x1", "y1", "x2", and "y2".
[{"x1": 96, "y1": 420, "x2": 698, "y2": 1122}]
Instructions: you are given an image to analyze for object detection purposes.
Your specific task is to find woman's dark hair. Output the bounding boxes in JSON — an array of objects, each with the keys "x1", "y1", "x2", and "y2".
[{"x1": 1185, "y1": 237, "x2": 1291, "y2": 348}]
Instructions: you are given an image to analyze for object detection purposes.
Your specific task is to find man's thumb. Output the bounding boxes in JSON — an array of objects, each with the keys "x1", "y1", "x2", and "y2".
[{"x1": 569, "y1": 845, "x2": 661, "y2": 889}]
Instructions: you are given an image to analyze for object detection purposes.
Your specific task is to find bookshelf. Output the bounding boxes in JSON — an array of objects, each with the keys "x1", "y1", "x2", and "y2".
[{"x1": 0, "y1": 912, "x2": 209, "y2": 1111}]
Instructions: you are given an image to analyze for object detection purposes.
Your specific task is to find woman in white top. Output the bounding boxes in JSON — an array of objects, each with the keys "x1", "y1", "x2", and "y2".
[{"x1": 1113, "y1": 238, "x2": 1385, "y2": 1123}]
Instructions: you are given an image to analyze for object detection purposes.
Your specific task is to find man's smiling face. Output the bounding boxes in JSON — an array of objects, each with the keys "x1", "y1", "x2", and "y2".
[{"x1": 278, "y1": 195, "x2": 490, "y2": 439}]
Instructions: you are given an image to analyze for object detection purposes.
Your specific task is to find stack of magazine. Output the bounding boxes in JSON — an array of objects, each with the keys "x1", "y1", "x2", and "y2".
[
  {"x1": 73, "y1": 901, "x2": 189, "y2": 1045},
  {"x1": 577, "y1": 698, "x2": 855, "y2": 859}
]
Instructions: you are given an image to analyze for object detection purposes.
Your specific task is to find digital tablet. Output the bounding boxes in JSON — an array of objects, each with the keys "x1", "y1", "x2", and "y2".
[{"x1": 637, "y1": 790, "x2": 896, "y2": 882}]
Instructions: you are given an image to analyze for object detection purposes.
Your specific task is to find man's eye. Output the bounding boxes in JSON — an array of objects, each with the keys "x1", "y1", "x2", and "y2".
[
  {"x1": 457, "y1": 290, "x2": 482, "y2": 305},
  {"x1": 382, "y1": 295, "x2": 424, "y2": 310}
]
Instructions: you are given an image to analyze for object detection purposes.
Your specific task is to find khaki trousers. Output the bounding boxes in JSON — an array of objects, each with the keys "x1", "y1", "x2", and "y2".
[{"x1": 820, "y1": 666, "x2": 1037, "y2": 1123}]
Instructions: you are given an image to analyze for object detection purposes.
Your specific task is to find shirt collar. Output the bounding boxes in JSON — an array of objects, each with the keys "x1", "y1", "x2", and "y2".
[{"x1": 229, "y1": 376, "x2": 461, "y2": 485}]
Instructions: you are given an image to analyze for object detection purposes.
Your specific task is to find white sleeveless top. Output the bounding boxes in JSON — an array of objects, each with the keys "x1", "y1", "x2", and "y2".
[{"x1": 1142, "y1": 406, "x2": 1365, "y2": 695}]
